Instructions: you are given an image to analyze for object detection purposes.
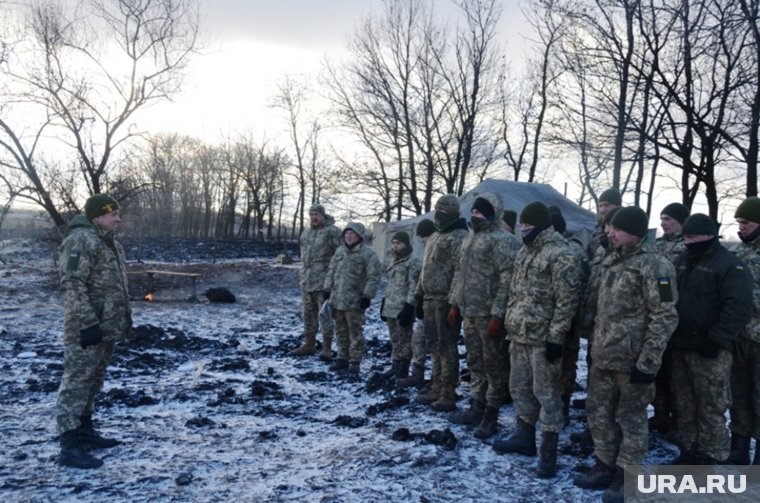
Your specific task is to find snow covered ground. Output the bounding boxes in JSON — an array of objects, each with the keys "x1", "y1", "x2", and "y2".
[{"x1": 0, "y1": 238, "x2": 681, "y2": 502}]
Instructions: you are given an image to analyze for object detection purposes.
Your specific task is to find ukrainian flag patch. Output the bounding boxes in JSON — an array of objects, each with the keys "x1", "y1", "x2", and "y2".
[{"x1": 657, "y1": 276, "x2": 673, "y2": 302}]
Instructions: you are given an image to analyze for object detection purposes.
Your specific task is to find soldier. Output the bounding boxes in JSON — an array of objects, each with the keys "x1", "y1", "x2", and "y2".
[
  {"x1": 501, "y1": 210, "x2": 518, "y2": 234},
  {"x1": 414, "y1": 195, "x2": 469, "y2": 412},
  {"x1": 668, "y1": 214, "x2": 752, "y2": 464},
  {"x1": 293, "y1": 204, "x2": 342, "y2": 359},
  {"x1": 379, "y1": 231, "x2": 420, "y2": 382},
  {"x1": 729, "y1": 197, "x2": 760, "y2": 465},
  {"x1": 574, "y1": 207, "x2": 678, "y2": 503},
  {"x1": 493, "y1": 202, "x2": 582, "y2": 479},
  {"x1": 324, "y1": 222, "x2": 382, "y2": 374},
  {"x1": 586, "y1": 188, "x2": 622, "y2": 260},
  {"x1": 447, "y1": 193, "x2": 519, "y2": 439},
  {"x1": 656, "y1": 203, "x2": 689, "y2": 262},
  {"x1": 56, "y1": 194, "x2": 132, "y2": 469}
]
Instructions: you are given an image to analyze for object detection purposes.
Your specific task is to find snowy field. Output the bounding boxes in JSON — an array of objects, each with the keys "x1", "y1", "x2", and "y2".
[{"x1": 0, "y1": 238, "x2": 681, "y2": 502}]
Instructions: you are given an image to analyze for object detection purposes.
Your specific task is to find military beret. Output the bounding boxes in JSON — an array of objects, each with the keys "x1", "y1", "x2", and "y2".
[{"x1": 85, "y1": 194, "x2": 119, "y2": 219}]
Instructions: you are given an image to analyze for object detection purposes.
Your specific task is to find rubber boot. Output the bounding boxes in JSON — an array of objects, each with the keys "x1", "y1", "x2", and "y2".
[
  {"x1": 318, "y1": 336, "x2": 333, "y2": 361},
  {"x1": 291, "y1": 334, "x2": 317, "y2": 356},
  {"x1": 473, "y1": 406, "x2": 499, "y2": 440},
  {"x1": 415, "y1": 376, "x2": 441, "y2": 405},
  {"x1": 430, "y1": 384, "x2": 457, "y2": 412},
  {"x1": 78, "y1": 415, "x2": 119, "y2": 449},
  {"x1": 380, "y1": 360, "x2": 400, "y2": 380},
  {"x1": 536, "y1": 431, "x2": 559, "y2": 478},
  {"x1": 572, "y1": 456, "x2": 615, "y2": 488},
  {"x1": 449, "y1": 400, "x2": 485, "y2": 426},
  {"x1": 492, "y1": 417, "x2": 537, "y2": 456},
  {"x1": 394, "y1": 359, "x2": 410, "y2": 381},
  {"x1": 58, "y1": 430, "x2": 103, "y2": 469},
  {"x1": 329, "y1": 358, "x2": 348, "y2": 372},
  {"x1": 727, "y1": 433, "x2": 751, "y2": 465},
  {"x1": 601, "y1": 466, "x2": 625, "y2": 503},
  {"x1": 398, "y1": 364, "x2": 424, "y2": 389}
]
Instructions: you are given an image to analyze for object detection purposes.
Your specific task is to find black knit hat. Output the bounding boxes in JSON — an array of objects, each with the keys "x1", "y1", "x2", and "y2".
[
  {"x1": 391, "y1": 231, "x2": 411, "y2": 246},
  {"x1": 548, "y1": 205, "x2": 566, "y2": 233},
  {"x1": 472, "y1": 197, "x2": 495, "y2": 220},
  {"x1": 520, "y1": 202, "x2": 552, "y2": 228},
  {"x1": 603, "y1": 206, "x2": 621, "y2": 225},
  {"x1": 85, "y1": 194, "x2": 119, "y2": 219},
  {"x1": 735, "y1": 197, "x2": 760, "y2": 224},
  {"x1": 660, "y1": 203, "x2": 689, "y2": 224},
  {"x1": 416, "y1": 218, "x2": 435, "y2": 237},
  {"x1": 610, "y1": 206, "x2": 648, "y2": 238},
  {"x1": 599, "y1": 188, "x2": 622, "y2": 207},
  {"x1": 502, "y1": 210, "x2": 517, "y2": 230},
  {"x1": 682, "y1": 213, "x2": 717, "y2": 236}
]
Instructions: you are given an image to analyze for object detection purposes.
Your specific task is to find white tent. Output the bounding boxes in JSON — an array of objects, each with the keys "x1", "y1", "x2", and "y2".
[{"x1": 372, "y1": 179, "x2": 598, "y2": 263}]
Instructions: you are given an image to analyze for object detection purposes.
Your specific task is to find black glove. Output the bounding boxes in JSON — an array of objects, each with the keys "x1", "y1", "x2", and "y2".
[
  {"x1": 698, "y1": 338, "x2": 721, "y2": 359},
  {"x1": 415, "y1": 300, "x2": 424, "y2": 320},
  {"x1": 545, "y1": 341, "x2": 563, "y2": 363},
  {"x1": 322, "y1": 291, "x2": 330, "y2": 300},
  {"x1": 629, "y1": 367, "x2": 656, "y2": 384},
  {"x1": 380, "y1": 298, "x2": 387, "y2": 322},
  {"x1": 397, "y1": 302, "x2": 415, "y2": 328},
  {"x1": 79, "y1": 325, "x2": 103, "y2": 349},
  {"x1": 359, "y1": 297, "x2": 371, "y2": 310}
]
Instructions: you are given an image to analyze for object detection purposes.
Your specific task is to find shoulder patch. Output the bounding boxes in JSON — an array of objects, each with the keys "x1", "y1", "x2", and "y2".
[
  {"x1": 657, "y1": 276, "x2": 674, "y2": 303},
  {"x1": 66, "y1": 249, "x2": 81, "y2": 271}
]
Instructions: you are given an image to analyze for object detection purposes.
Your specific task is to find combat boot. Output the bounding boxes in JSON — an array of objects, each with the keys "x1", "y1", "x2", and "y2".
[
  {"x1": 492, "y1": 417, "x2": 537, "y2": 456},
  {"x1": 536, "y1": 431, "x2": 559, "y2": 478},
  {"x1": 58, "y1": 430, "x2": 103, "y2": 469},
  {"x1": 415, "y1": 377, "x2": 441, "y2": 405},
  {"x1": 430, "y1": 385, "x2": 457, "y2": 412},
  {"x1": 291, "y1": 334, "x2": 317, "y2": 356},
  {"x1": 572, "y1": 456, "x2": 615, "y2": 488},
  {"x1": 397, "y1": 364, "x2": 424, "y2": 389},
  {"x1": 329, "y1": 359, "x2": 348, "y2": 372},
  {"x1": 348, "y1": 361, "x2": 361, "y2": 375},
  {"x1": 449, "y1": 399, "x2": 485, "y2": 426},
  {"x1": 601, "y1": 466, "x2": 625, "y2": 503},
  {"x1": 78, "y1": 415, "x2": 119, "y2": 449},
  {"x1": 380, "y1": 360, "x2": 400, "y2": 380},
  {"x1": 727, "y1": 433, "x2": 751, "y2": 465},
  {"x1": 318, "y1": 336, "x2": 333, "y2": 361},
  {"x1": 394, "y1": 359, "x2": 410, "y2": 381},
  {"x1": 473, "y1": 406, "x2": 499, "y2": 440}
]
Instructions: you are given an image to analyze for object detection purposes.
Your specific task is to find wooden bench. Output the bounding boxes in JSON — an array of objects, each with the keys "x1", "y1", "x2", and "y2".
[{"x1": 130, "y1": 270, "x2": 201, "y2": 300}]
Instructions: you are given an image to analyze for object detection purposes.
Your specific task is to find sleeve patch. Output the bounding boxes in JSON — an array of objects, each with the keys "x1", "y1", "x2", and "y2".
[
  {"x1": 66, "y1": 249, "x2": 81, "y2": 271},
  {"x1": 658, "y1": 277, "x2": 674, "y2": 302}
]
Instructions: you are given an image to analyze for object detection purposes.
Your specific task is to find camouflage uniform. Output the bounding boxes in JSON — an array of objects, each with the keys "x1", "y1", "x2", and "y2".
[
  {"x1": 410, "y1": 322, "x2": 427, "y2": 368},
  {"x1": 588, "y1": 239, "x2": 678, "y2": 467},
  {"x1": 560, "y1": 236, "x2": 591, "y2": 406},
  {"x1": 299, "y1": 214, "x2": 342, "y2": 351},
  {"x1": 56, "y1": 215, "x2": 131, "y2": 434},
  {"x1": 381, "y1": 248, "x2": 421, "y2": 361},
  {"x1": 449, "y1": 192, "x2": 519, "y2": 409},
  {"x1": 505, "y1": 228, "x2": 582, "y2": 433},
  {"x1": 656, "y1": 231, "x2": 686, "y2": 263},
  {"x1": 324, "y1": 223, "x2": 382, "y2": 363}
]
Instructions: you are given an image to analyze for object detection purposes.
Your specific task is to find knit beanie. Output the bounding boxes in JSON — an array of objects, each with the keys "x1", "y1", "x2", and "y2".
[
  {"x1": 603, "y1": 206, "x2": 621, "y2": 225},
  {"x1": 392, "y1": 231, "x2": 411, "y2": 246},
  {"x1": 519, "y1": 202, "x2": 552, "y2": 228},
  {"x1": 85, "y1": 194, "x2": 119, "y2": 219},
  {"x1": 472, "y1": 197, "x2": 496, "y2": 220},
  {"x1": 735, "y1": 197, "x2": 760, "y2": 224},
  {"x1": 502, "y1": 210, "x2": 517, "y2": 230},
  {"x1": 599, "y1": 188, "x2": 622, "y2": 207},
  {"x1": 681, "y1": 213, "x2": 717, "y2": 236},
  {"x1": 660, "y1": 203, "x2": 689, "y2": 224},
  {"x1": 416, "y1": 218, "x2": 436, "y2": 237},
  {"x1": 610, "y1": 206, "x2": 648, "y2": 238},
  {"x1": 548, "y1": 205, "x2": 566, "y2": 233},
  {"x1": 435, "y1": 194, "x2": 460, "y2": 214}
]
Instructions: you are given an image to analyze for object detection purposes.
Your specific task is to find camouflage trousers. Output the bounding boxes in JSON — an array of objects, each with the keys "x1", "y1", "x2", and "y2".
[
  {"x1": 509, "y1": 342, "x2": 564, "y2": 433},
  {"x1": 302, "y1": 289, "x2": 334, "y2": 343},
  {"x1": 56, "y1": 340, "x2": 115, "y2": 434},
  {"x1": 561, "y1": 326, "x2": 580, "y2": 400},
  {"x1": 334, "y1": 309, "x2": 365, "y2": 362},
  {"x1": 587, "y1": 366, "x2": 655, "y2": 467},
  {"x1": 424, "y1": 300, "x2": 460, "y2": 388},
  {"x1": 671, "y1": 349, "x2": 732, "y2": 460},
  {"x1": 730, "y1": 336, "x2": 760, "y2": 440},
  {"x1": 386, "y1": 318, "x2": 413, "y2": 361},
  {"x1": 463, "y1": 317, "x2": 508, "y2": 408},
  {"x1": 411, "y1": 322, "x2": 427, "y2": 367}
]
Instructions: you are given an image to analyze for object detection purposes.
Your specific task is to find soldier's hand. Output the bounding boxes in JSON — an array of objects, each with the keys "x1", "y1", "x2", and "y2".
[
  {"x1": 487, "y1": 317, "x2": 505, "y2": 338},
  {"x1": 544, "y1": 341, "x2": 563, "y2": 363},
  {"x1": 359, "y1": 297, "x2": 371, "y2": 310},
  {"x1": 380, "y1": 298, "x2": 387, "y2": 322},
  {"x1": 415, "y1": 300, "x2": 424, "y2": 320},
  {"x1": 698, "y1": 339, "x2": 721, "y2": 359},
  {"x1": 397, "y1": 303, "x2": 415, "y2": 328},
  {"x1": 79, "y1": 325, "x2": 103, "y2": 349},
  {"x1": 447, "y1": 306, "x2": 461, "y2": 327},
  {"x1": 629, "y1": 367, "x2": 655, "y2": 384}
]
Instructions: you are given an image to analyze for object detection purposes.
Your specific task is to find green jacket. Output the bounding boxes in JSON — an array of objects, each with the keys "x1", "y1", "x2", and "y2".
[
  {"x1": 734, "y1": 236, "x2": 760, "y2": 343},
  {"x1": 382, "y1": 249, "x2": 421, "y2": 318},
  {"x1": 299, "y1": 215, "x2": 342, "y2": 292},
  {"x1": 324, "y1": 223, "x2": 382, "y2": 310},
  {"x1": 415, "y1": 219, "x2": 469, "y2": 303}
]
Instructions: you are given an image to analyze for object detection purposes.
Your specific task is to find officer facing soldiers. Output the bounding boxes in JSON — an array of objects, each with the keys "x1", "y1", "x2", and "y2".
[
  {"x1": 448, "y1": 193, "x2": 519, "y2": 439},
  {"x1": 574, "y1": 207, "x2": 678, "y2": 503},
  {"x1": 668, "y1": 214, "x2": 752, "y2": 464},
  {"x1": 56, "y1": 194, "x2": 132, "y2": 469},
  {"x1": 494, "y1": 202, "x2": 582, "y2": 479},
  {"x1": 293, "y1": 204, "x2": 342, "y2": 359}
]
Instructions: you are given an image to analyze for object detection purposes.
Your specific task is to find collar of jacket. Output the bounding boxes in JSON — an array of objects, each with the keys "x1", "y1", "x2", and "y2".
[
  {"x1": 661, "y1": 231, "x2": 683, "y2": 243},
  {"x1": 393, "y1": 246, "x2": 413, "y2": 261}
]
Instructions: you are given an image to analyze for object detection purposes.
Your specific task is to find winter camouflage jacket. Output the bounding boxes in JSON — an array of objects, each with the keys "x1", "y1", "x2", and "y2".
[
  {"x1": 324, "y1": 223, "x2": 382, "y2": 311},
  {"x1": 449, "y1": 192, "x2": 520, "y2": 318},
  {"x1": 592, "y1": 239, "x2": 678, "y2": 375},
  {"x1": 382, "y1": 248, "x2": 421, "y2": 318},
  {"x1": 733, "y1": 235, "x2": 760, "y2": 343},
  {"x1": 58, "y1": 215, "x2": 131, "y2": 345},
  {"x1": 299, "y1": 215, "x2": 342, "y2": 292},
  {"x1": 656, "y1": 232, "x2": 686, "y2": 264},
  {"x1": 505, "y1": 228, "x2": 583, "y2": 346},
  {"x1": 415, "y1": 219, "x2": 469, "y2": 303}
]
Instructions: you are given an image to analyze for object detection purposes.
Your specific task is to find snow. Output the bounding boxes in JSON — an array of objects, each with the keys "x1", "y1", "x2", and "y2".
[{"x1": 0, "y1": 238, "x2": 681, "y2": 502}]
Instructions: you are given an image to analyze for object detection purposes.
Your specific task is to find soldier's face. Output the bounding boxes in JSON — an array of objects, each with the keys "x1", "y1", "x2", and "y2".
[
  {"x1": 683, "y1": 234, "x2": 712, "y2": 244},
  {"x1": 93, "y1": 211, "x2": 121, "y2": 231},
  {"x1": 737, "y1": 218, "x2": 760, "y2": 238},
  {"x1": 598, "y1": 202, "x2": 617, "y2": 219},
  {"x1": 391, "y1": 239, "x2": 406, "y2": 254},
  {"x1": 660, "y1": 214, "x2": 682, "y2": 235},
  {"x1": 609, "y1": 226, "x2": 640, "y2": 248},
  {"x1": 344, "y1": 229, "x2": 360, "y2": 246},
  {"x1": 309, "y1": 211, "x2": 324, "y2": 226}
]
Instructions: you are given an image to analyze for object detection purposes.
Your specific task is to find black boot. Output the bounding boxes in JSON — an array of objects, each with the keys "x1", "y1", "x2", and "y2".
[
  {"x1": 58, "y1": 430, "x2": 103, "y2": 469},
  {"x1": 78, "y1": 415, "x2": 119, "y2": 449},
  {"x1": 669, "y1": 446, "x2": 695, "y2": 465},
  {"x1": 474, "y1": 406, "x2": 499, "y2": 439},
  {"x1": 492, "y1": 417, "x2": 536, "y2": 456},
  {"x1": 394, "y1": 359, "x2": 410, "y2": 381},
  {"x1": 536, "y1": 431, "x2": 559, "y2": 478},
  {"x1": 601, "y1": 465, "x2": 625, "y2": 503},
  {"x1": 348, "y1": 361, "x2": 361, "y2": 375},
  {"x1": 397, "y1": 364, "x2": 425, "y2": 389},
  {"x1": 573, "y1": 456, "x2": 615, "y2": 488},
  {"x1": 329, "y1": 359, "x2": 348, "y2": 372},
  {"x1": 727, "y1": 433, "x2": 751, "y2": 465},
  {"x1": 380, "y1": 360, "x2": 399, "y2": 379},
  {"x1": 449, "y1": 400, "x2": 485, "y2": 426}
]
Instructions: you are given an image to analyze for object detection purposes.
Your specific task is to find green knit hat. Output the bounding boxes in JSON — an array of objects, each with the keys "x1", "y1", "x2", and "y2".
[
  {"x1": 391, "y1": 231, "x2": 411, "y2": 246},
  {"x1": 660, "y1": 202, "x2": 689, "y2": 224},
  {"x1": 599, "y1": 188, "x2": 622, "y2": 206},
  {"x1": 520, "y1": 202, "x2": 552, "y2": 228},
  {"x1": 610, "y1": 206, "x2": 648, "y2": 238},
  {"x1": 85, "y1": 194, "x2": 119, "y2": 219},
  {"x1": 435, "y1": 194, "x2": 460, "y2": 214},
  {"x1": 735, "y1": 197, "x2": 760, "y2": 224},
  {"x1": 682, "y1": 213, "x2": 717, "y2": 236},
  {"x1": 416, "y1": 218, "x2": 436, "y2": 237},
  {"x1": 603, "y1": 206, "x2": 621, "y2": 225},
  {"x1": 502, "y1": 210, "x2": 517, "y2": 230}
]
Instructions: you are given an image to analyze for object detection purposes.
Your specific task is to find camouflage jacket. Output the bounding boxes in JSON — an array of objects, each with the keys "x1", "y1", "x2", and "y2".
[
  {"x1": 324, "y1": 241, "x2": 382, "y2": 311},
  {"x1": 592, "y1": 239, "x2": 679, "y2": 374},
  {"x1": 449, "y1": 217, "x2": 520, "y2": 319},
  {"x1": 299, "y1": 215, "x2": 342, "y2": 292},
  {"x1": 505, "y1": 228, "x2": 583, "y2": 346},
  {"x1": 58, "y1": 215, "x2": 131, "y2": 344},
  {"x1": 576, "y1": 243, "x2": 612, "y2": 341},
  {"x1": 656, "y1": 232, "x2": 686, "y2": 264},
  {"x1": 415, "y1": 219, "x2": 469, "y2": 302},
  {"x1": 586, "y1": 223, "x2": 604, "y2": 261},
  {"x1": 382, "y1": 249, "x2": 421, "y2": 318},
  {"x1": 733, "y1": 235, "x2": 760, "y2": 343}
]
